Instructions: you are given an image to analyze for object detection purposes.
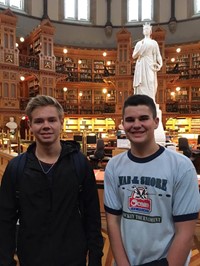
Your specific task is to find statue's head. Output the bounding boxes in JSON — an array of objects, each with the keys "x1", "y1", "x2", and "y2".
[
  {"x1": 9, "y1": 117, "x2": 14, "y2": 122},
  {"x1": 143, "y1": 22, "x2": 152, "y2": 34}
]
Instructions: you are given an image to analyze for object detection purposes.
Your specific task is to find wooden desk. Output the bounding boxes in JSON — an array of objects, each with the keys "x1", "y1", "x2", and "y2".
[
  {"x1": 94, "y1": 170, "x2": 105, "y2": 218},
  {"x1": 94, "y1": 169, "x2": 104, "y2": 187},
  {"x1": 112, "y1": 147, "x2": 128, "y2": 157}
]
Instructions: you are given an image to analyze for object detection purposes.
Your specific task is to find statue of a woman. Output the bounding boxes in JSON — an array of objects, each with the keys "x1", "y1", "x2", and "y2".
[{"x1": 132, "y1": 23, "x2": 163, "y2": 102}]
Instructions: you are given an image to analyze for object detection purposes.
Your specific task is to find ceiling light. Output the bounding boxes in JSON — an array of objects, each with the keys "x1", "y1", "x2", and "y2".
[
  {"x1": 102, "y1": 88, "x2": 107, "y2": 94},
  {"x1": 20, "y1": 37, "x2": 24, "y2": 42}
]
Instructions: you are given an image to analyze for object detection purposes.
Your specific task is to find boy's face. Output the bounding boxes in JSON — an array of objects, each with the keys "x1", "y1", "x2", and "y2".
[
  {"x1": 122, "y1": 105, "x2": 159, "y2": 146},
  {"x1": 29, "y1": 105, "x2": 63, "y2": 146}
]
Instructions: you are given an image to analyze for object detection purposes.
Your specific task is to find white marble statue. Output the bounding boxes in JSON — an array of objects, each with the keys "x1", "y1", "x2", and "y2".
[
  {"x1": 6, "y1": 117, "x2": 17, "y2": 134},
  {"x1": 132, "y1": 23, "x2": 163, "y2": 102}
]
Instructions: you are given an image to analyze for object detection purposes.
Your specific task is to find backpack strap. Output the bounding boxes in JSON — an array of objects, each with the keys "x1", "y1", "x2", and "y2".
[
  {"x1": 10, "y1": 152, "x2": 27, "y2": 202},
  {"x1": 71, "y1": 151, "x2": 86, "y2": 190}
]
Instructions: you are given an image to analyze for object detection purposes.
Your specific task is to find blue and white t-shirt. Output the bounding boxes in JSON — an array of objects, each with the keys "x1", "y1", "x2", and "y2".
[{"x1": 104, "y1": 146, "x2": 200, "y2": 265}]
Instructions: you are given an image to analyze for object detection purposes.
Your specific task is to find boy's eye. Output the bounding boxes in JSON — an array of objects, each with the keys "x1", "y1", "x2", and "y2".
[
  {"x1": 124, "y1": 116, "x2": 150, "y2": 122},
  {"x1": 34, "y1": 119, "x2": 43, "y2": 124},
  {"x1": 139, "y1": 116, "x2": 149, "y2": 121},
  {"x1": 125, "y1": 117, "x2": 135, "y2": 122},
  {"x1": 48, "y1": 118, "x2": 58, "y2": 123}
]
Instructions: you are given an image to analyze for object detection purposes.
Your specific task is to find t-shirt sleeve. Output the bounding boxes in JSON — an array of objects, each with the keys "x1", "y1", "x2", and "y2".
[{"x1": 172, "y1": 166, "x2": 200, "y2": 221}]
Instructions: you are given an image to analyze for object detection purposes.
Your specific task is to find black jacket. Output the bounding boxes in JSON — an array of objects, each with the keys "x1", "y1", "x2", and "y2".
[{"x1": 0, "y1": 141, "x2": 103, "y2": 266}]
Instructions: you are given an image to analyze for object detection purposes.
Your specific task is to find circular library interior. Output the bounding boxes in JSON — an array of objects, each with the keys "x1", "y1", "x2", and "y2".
[{"x1": 0, "y1": 0, "x2": 200, "y2": 163}]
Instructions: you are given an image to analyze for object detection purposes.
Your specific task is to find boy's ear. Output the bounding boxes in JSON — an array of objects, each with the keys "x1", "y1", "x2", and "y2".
[{"x1": 154, "y1": 117, "x2": 159, "y2": 129}]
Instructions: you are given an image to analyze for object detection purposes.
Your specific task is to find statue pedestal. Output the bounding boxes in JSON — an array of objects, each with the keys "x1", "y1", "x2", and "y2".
[{"x1": 155, "y1": 104, "x2": 166, "y2": 145}]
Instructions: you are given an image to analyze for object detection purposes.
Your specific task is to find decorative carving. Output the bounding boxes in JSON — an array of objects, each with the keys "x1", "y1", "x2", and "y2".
[
  {"x1": 5, "y1": 54, "x2": 13, "y2": 63},
  {"x1": 168, "y1": 18, "x2": 177, "y2": 34},
  {"x1": 105, "y1": 24, "x2": 113, "y2": 38},
  {"x1": 44, "y1": 60, "x2": 52, "y2": 69}
]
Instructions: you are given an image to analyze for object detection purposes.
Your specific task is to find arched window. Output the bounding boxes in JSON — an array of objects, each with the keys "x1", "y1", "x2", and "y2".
[
  {"x1": 48, "y1": 87, "x2": 53, "y2": 97},
  {"x1": 64, "y1": 0, "x2": 90, "y2": 22},
  {"x1": 127, "y1": 0, "x2": 153, "y2": 23},
  {"x1": 0, "y1": 0, "x2": 24, "y2": 10},
  {"x1": 11, "y1": 83, "x2": 17, "y2": 98},
  {"x1": 3, "y1": 83, "x2": 9, "y2": 98}
]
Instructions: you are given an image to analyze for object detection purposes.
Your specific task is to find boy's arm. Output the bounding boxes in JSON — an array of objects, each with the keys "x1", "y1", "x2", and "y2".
[
  {"x1": 106, "y1": 212, "x2": 130, "y2": 266},
  {"x1": 0, "y1": 163, "x2": 18, "y2": 266},
  {"x1": 167, "y1": 219, "x2": 197, "y2": 266}
]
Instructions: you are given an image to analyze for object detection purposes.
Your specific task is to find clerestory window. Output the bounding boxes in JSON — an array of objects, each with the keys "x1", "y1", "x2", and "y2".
[
  {"x1": 194, "y1": 0, "x2": 200, "y2": 14},
  {"x1": 127, "y1": 0, "x2": 153, "y2": 22},
  {"x1": 0, "y1": 0, "x2": 24, "y2": 10},
  {"x1": 64, "y1": 0, "x2": 90, "y2": 22}
]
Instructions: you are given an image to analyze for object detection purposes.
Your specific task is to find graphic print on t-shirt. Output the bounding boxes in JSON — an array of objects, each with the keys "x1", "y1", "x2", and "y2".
[
  {"x1": 118, "y1": 175, "x2": 170, "y2": 223},
  {"x1": 128, "y1": 186, "x2": 151, "y2": 213}
]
